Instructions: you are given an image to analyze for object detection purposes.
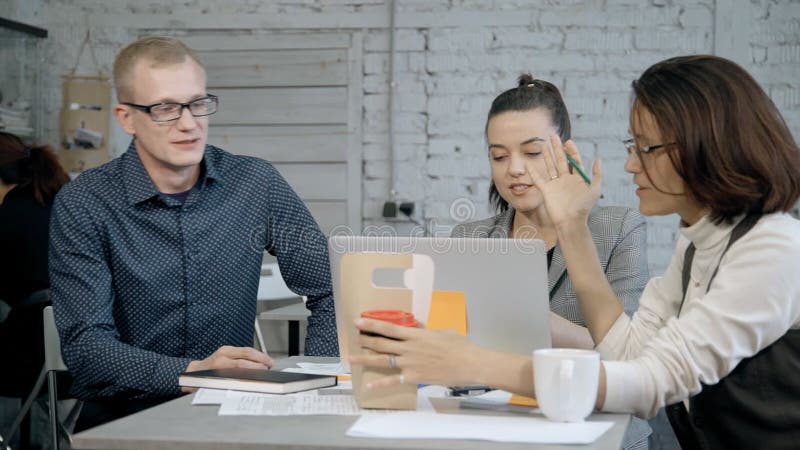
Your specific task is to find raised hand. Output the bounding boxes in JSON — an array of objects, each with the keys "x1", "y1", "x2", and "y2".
[{"x1": 529, "y1": 135, "x2": 603, "y2": 228}]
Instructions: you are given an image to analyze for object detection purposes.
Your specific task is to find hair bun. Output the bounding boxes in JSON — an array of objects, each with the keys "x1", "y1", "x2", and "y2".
[{"x1": 517, "y1": 73, "x2": 536, "y2": 88}]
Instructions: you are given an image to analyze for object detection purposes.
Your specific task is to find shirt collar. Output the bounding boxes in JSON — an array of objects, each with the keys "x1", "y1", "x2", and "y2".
[
  {"x1": 680, "y1": 214, "x2": 743, "y2": 251},
  {"x1": 488, "y1": 208, "x2": 515, "y2": 238},
  {"x1": 121, "y1": 140, "x2": 221, "y2": 206}
]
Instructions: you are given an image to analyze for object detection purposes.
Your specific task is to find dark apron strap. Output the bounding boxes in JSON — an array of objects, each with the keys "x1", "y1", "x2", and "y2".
[{"x1": 666, "y1": 214, "x2": 761, "y2": 450}]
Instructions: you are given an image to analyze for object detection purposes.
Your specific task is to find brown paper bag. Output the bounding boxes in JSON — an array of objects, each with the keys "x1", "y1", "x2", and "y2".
[
  {"x1": 341, "y1": 252, "x2": 418, "y2": 410},
  {"x1": 58, "y1": 75, "x2": 111, "y2": 173}
]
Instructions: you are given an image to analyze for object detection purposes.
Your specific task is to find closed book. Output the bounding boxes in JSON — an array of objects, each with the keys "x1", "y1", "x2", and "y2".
[{"x1": 179, "y1": 368, "x2": 337, "y2": 394}]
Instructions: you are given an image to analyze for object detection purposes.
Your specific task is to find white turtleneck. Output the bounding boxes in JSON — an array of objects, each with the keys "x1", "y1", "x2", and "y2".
[{"x1": 597, "y1": 212, "x2": 800, "y2": 418}]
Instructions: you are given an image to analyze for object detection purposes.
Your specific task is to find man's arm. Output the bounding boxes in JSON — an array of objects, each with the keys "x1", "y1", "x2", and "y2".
[
  {"x1": 49, "y1": 190, "x2": 192, "y2": 399},
  {"x1": 262, "y1": 165, "x2": 338, "y2": 356}
]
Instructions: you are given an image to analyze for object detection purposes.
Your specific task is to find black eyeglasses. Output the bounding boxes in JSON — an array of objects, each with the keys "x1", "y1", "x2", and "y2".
[
  {"x1": 623, "y1": 138, "x2": 675, "y2": 161},
  {"x1": 123, "y1": 95, "x2": 218, "y2": 122}
]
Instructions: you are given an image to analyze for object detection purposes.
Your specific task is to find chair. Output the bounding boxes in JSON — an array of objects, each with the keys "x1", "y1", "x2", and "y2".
[
  {"x1": 255, "y1": 263, "x2": 306, "y2": 355},
  {"x1": 44, "y1": 305, "x2": 81, "y2": 449},
  {"x1": 0, "y1": 306, "x2": 79, "y2": 450},
  {"x1": 256, "y1": 263, "x2": 300, "y2": 302},
  {"x1": 259, "y1": 302, "x2": 310, "y2": 356}
]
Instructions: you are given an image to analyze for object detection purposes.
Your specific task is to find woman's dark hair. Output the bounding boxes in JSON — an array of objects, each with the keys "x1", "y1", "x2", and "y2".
[
  {"x1": 486, "y1": 74, "x2": 571, "y2": 212},
  {"x1": 0, "y1": 132, "x2": 70, "y2": 206},
  {"x1": 631, "y1": 55, "x2": 800, "y2": 223}
]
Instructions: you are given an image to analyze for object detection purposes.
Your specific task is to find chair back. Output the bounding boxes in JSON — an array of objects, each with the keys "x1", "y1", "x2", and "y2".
[
  {"x1": 257, "y1": 263, "x2": 301, "y2": 301},
  {"x1": 43, "y1": 306, "x2": 67, "y2": 372}
]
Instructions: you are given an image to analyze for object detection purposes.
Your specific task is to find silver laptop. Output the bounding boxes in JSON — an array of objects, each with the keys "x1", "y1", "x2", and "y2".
[{"x1": 328, "y1": 236, "x2": 552, "y2": 367}]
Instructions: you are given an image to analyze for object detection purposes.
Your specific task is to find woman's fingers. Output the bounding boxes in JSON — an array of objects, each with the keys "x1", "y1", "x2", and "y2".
[
  {"x1": 349, "y1": 352, "x2": 398, "y2": 369},
  {"x1": 591, "y1": 158, "x2": 604, "y2": 197},
  {"x1": 357, "y1": 333, "x2": 406, "y2": 355},
  {"x1": 550, "y1": 134, "x2": 571, "y2": 175},
  {"x1": 365, "y1": 374, "x2": 406, "y2": 390},
  {"x1": 355, "y1": 318, "x2": 417, "y2": 340},
  {"x1": 529, "y1": 152, "x2": 552, "y2": 188},
  {"x1": 564, "y1": 139, "x2": 585, "y2": 168},
  {"x1": 542, "y1": 138, "x2": 560, "y2": 180}
]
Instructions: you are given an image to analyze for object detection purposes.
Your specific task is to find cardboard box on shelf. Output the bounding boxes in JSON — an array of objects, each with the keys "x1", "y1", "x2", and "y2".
[{"x1": 58, "y1": 75, "x2": 111, "y2": 173}]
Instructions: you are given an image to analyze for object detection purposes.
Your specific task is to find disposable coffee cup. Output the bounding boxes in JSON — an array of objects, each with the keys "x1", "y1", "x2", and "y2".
[
  {"x1": 360, "y1": 310, "x2": 420, "y2": 338},
  {"x1": 354, "y1": 309, "x2": 419, "y2": 409}
]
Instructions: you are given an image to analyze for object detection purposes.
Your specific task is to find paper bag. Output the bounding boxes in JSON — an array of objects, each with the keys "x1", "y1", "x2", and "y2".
[
  {"x1": 58, "y1": 75, "x2": 111, "y2": 173},
  {"x1": 341, "y1": 252, "x2": 434, "y2": 410}
]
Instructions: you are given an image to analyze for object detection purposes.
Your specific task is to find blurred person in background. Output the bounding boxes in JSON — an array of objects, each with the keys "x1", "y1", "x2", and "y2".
[{"x1": 0, "y1": 131, "x2": 70, "y2": 448}]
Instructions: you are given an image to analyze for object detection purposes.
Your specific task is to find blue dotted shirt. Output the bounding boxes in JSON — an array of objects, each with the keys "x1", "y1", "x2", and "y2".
[{"x1": 49, "y1": 142, "x2": 338, "y2": 400}]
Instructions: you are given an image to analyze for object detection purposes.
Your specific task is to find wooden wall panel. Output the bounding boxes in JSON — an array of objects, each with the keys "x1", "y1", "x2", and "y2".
[
  {"x1": 201, "y1": 49, "x2": 348, "y2": 87},
  {"x1": 208, "y1": 125, "x2": 348, "y2": 163},
  {"x1": 212, "y1": 87, "x2": 347, "y2": 125}
]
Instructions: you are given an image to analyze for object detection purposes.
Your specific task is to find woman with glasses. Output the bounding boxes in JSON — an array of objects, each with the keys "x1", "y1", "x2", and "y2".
[{"x1": 352, "y1": 55, "x2": 800, "y2": 450}]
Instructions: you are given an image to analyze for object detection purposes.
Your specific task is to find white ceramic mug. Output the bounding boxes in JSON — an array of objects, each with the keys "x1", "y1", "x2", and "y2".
[{"x1": 533, "y1": 348, "x2": 600, "y2": 422}]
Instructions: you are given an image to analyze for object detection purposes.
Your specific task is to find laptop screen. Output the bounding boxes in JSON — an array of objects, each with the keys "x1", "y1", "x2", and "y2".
[{"x1": 329, "y1": 236, "x2": 552, "y2": 369}]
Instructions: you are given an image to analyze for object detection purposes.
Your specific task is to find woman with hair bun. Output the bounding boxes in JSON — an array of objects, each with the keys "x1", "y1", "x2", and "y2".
[
  {"x1": 453, "y1": 74, "x2": 650, "y2": 351},
  {"x1": 447, "y1": 74, "x2": 652, "y2": 449},
  {"x1": 0, "y1": 131, "x2": 70, "y2": 398}
]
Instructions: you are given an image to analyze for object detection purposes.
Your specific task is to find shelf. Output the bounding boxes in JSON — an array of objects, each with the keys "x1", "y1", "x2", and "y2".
[{"x1": 0, "y1": 17, "x2": 48, "y2": 38}]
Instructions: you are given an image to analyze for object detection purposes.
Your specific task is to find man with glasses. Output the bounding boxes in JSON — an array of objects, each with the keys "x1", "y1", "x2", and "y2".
[{"x1": 48, "y1": 37, "x2": 338, "y2": 429}]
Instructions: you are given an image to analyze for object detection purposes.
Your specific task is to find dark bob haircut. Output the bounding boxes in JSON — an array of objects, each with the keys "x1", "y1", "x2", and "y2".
[{"x1": 631, "y1": 55, "x2": 800, "y2": 223}]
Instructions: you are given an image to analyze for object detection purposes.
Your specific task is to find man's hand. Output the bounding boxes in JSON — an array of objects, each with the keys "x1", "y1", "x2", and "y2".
[{"x1": 182, "y1": 346, "x2": 274, "y2": 393}]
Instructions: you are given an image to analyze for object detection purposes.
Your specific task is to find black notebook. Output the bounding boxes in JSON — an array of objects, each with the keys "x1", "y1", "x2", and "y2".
[{"x1": 179, "y1": 368, "x2": 337, "y2": 394}]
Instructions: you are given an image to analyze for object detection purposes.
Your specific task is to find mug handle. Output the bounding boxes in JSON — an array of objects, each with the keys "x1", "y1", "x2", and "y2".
[{"x1": 559, "y1": 359, "x2": 575, "y2": 410}]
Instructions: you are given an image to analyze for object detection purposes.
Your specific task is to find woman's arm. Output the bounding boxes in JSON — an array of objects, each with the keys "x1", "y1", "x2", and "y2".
[
  {"x1": 528, "y1": 136, "x2": 630, "y2": 344},
  {"x1": 550, "y1": 312, "x2": 595, "y2": 348},
  {"x1": 551, "y1": 209, "x2": 650, "y2": 349},
  {"x1": 350, "y1": 317, "x2": 611, "y2": 408},
  {"x1": 559, "y1": 219, "x2": 632, "y2": 343},
  {"x1": 603, "y1": 209, "x2": 649, "y2": 317},
  {"x1": 350, "y1": 317, "x2": 535, "y2": 395}
]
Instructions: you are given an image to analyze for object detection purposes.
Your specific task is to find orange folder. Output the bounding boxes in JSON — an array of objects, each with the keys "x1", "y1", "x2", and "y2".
[
  {"x1": 425, "y1": 290, "x2": 468, "y2": 336},
  {"x1": 509, "y1": 394, "x2": 538, "y2": 407}
]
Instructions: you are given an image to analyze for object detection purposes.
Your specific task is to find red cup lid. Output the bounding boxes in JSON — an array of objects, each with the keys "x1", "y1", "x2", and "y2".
[{"x1": 361, "y1": 309, "x2": 419, "y2": 327}]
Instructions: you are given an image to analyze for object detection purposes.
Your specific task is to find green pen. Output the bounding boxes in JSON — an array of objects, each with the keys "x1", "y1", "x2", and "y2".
[{"x1": 565, "y1": 152, "x2": 592, "y2": 184}]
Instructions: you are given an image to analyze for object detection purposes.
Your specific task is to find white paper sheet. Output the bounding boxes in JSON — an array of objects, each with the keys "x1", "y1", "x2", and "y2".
[
  {"x1": 191, "y1": 388, "x2": 229, "y2": 405},
  {"x1": 215, "y1": 380, "x2": 449, "y2": 416},
  {"x1": 417, "y1": 385, "x2": 450, "y2": 412},
  {"x1": 218, "y1": 390, "x2": 365, "y2": 416},
  {"x1": 347, "y1": 412, "x2": 615, "y2": 445},
  {"x1": 318, "y1": 380, "x2": 353, "y2": 395},
  {"x1": 288, "y1": 362, "x2": 349, "y2": 375}
]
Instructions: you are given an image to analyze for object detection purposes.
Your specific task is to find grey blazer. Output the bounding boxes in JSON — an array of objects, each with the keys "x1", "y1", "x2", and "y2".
[
  {"x1": 451, "y1": 206, "x2": 648, "y2": 325},
  {"x1": 452, "y1": 206, "x2": 652, "y2": 450}
]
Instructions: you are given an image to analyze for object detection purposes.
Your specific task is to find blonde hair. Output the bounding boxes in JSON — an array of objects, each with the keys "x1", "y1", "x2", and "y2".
[{"x1": 113, "y1": 36, "x2": 204, "y2": 101}]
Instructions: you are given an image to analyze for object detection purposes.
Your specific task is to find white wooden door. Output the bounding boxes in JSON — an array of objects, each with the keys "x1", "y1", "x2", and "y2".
[{"x1": 152, "y1": 31, "x2": 363, "y2": 236}]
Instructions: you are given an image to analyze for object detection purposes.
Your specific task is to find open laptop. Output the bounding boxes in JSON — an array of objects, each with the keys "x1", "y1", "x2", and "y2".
[{"x1": 328, "y1": 236, "x2": 552, "y2": 368}]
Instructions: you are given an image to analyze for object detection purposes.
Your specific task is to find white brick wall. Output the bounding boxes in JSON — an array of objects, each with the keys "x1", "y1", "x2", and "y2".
[{"x1": 7, "y1": 0, "x2": 799, "y2": 274}]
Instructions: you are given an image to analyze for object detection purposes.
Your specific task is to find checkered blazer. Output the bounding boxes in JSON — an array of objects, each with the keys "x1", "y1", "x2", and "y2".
[{"x1": 451, "y1": 206, "x2": 649, "y2": 326}]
